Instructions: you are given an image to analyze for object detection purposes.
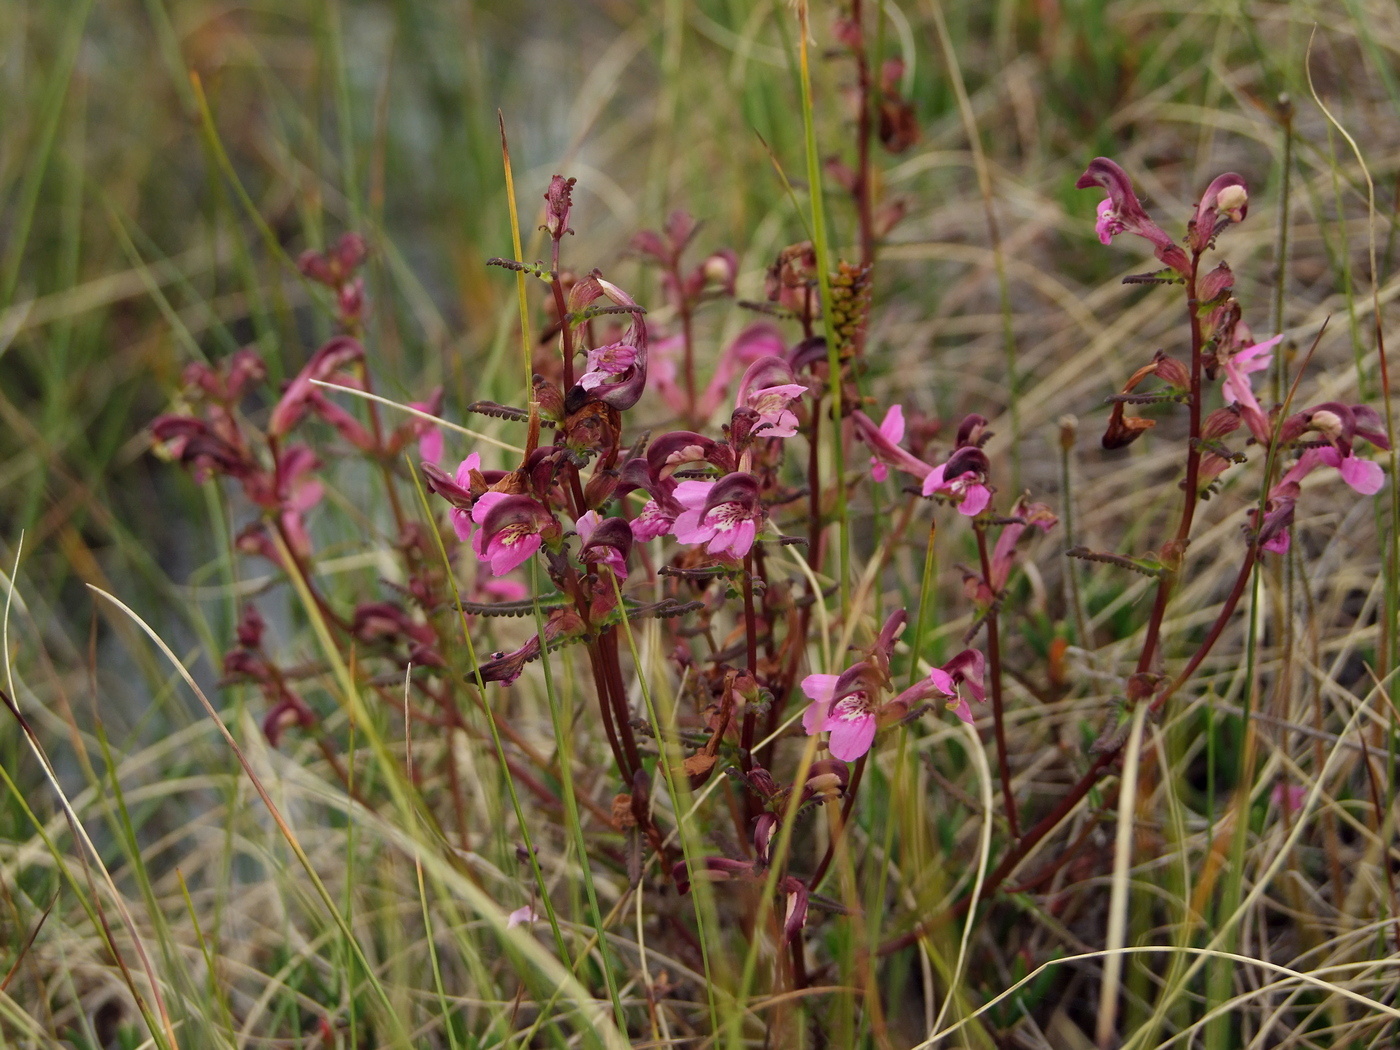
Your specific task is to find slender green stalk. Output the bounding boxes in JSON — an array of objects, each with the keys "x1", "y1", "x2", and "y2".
[{"x1": 795, "y1": 0, "x2": 850, "y2": 618}]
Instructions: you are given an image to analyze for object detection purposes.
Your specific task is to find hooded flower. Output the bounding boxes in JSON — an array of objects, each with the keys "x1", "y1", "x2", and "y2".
[
  {"x1": 566, "y1": 274, "x2": 648, "y2": 410},
  {"x1": 736, "y1": 356, "x2": 806, "y2": 439},
  {"x1": 578, "y1": 342, "x2": 638, "y2": 392},
  {"x1": 921, "y1": 652, "x2": 989, "y2": 722},
  {"x1": 922, "y1": 446, "x2": 992, "y2": 516},
  {"x1": 1076, "y1": 158, "x2": 1190, "y2": 275},
  {"x1": 448, "y1": 454, "x2": 483, "y2": 540},
  {"x1": 671, "y1": 473, "x2": 765, "y2": 559},
  {"x1": 268, "y1": 336, "x2": 365, "y2": 437},
  {"x1": 577, "y1": 511, "x2": 633, "y2": 581},
  {"x1": 800, "y1": 669, "x2": 879, "y2": 762},
  {"x1": 989, "y1": 498, "x2": 1059, "y2": 591},
  {"x1": 470, "y1": 492, "x2": 554, "y2": 576}
]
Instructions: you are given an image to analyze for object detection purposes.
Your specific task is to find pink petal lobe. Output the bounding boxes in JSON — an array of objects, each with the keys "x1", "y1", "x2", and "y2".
[{"x1": 826, "y1": 715, "x2": 877, "y2": 761}]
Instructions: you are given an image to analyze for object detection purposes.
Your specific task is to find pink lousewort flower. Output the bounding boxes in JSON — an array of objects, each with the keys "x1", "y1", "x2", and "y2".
[
  {"x1": 274, "y1": 444, "x2": 325, "y2": 559},
  {"x1": 578, "y1": 341, "x2": 638, "y2": 392},
  {"x1": 631, "y1": 499, "x2": 678, "y2": 542},
  {"x1": 652, "y1": 323, "x2": 786, "y2": 419},
  {"x1": 922, "y1": 446, "x2": 993, "y2": 516},
  {"x1": 576, "y1": 511, "x2": 633, "y2": 581},
  {"x1": 671, "y1": 473, "x2": 765, "y2": 559},
  {"x1": 1219, "y1": 335, "x2": 1282, "y2": 444},
  {"x1": 736, "y1": 356, "x2": 806, "y2": 439},
  {"x1": 1189, "y1": 173, "x2": 1249, "y2": 253},
  {"x1": 1278, "y1": 446, "x2": 1385, "y2": 498},
  {"x1": 268, "y1": 336, "x2": 364, "y2": 437},
  {"x1": 989, "y1": 497, "x2": 1059, "y2": 591},
  {"x1": 1076, "y1": 158, "x2": 1191, "y2": 275},
  {"x1": 887, "y1": 649, "x2": 986, "y2": 724},
  {"x1": 801, "y1": 671, "x2": 878, "y2": 761},
  {"x1": 851, "y1": 407, "x2": 934, "y2": 484},
  {"x1": 470, "y1": 492, "x2": 552, "y2": 576},
  {"x1": 565, "y1": 274, "x2": 648, "y2": 409}
]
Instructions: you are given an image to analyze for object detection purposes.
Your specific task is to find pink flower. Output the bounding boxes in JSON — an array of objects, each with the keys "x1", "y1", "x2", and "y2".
[
  {"x1": 576, "y1": 511, "x2": 632, "y2": 581},
  {"x1": 506, "y1": 904, "x2": 541, "y2": 929},
  {"x1": 470, "y1": 492, "x2": 550, "y2": 576},
  {"x1": 653, "y1": 324, "x2": 786, "y2": 419},
  {"x1": 800, "y1": 673, "x2": 877, "y2": 761},
  {"x1": 479, "y1": 578, "x2": 529, "y2": 603},
  {"x1": 268, "y1": 336, "x2": 364, "y2": 437},
  {"x1": 409, "y1": 400, "x2": 444, "y2": 465},
  {"x1": 1093, "y1": 198, "x2": 1120, "y2": 246},
  {"x1": 921, "y1": 448, "x2": 992, "y2": 516},
  {"x1": 989, "y1": 497, "x2": 1058, "y2": 590},
  {"x1": 852, "y1": 407, "x2": 934, "y2": 484},
  {"x1": 869, "y1": 405, "x2": 905, "y2": 482},
  {"x1": 1279, "y1": 446, "x2": 1385, "y2": 498},
  {"x1": 671, "y1": 474, "x2": 764, "y2": 559},
  {"x1": 888, "y1": 649, "x2": 985, "y2": 724},
  {"x1": 745, "y1": 383, "x2": 806, "y2": 438},
  {"x1": 1076, "y1": 158, "x2": 1191, "y2": 275},
  {"x1": 631, "y1": 500, "x2": 677, "y2": 541},
  {"x1": 578, "y1": 342, "x2": 638, "y2": 391},
  {"x1": 736, "y1": 356, "x2": 806, "y2": 439},
  {"x1": 1220, "y1": 335, "x2": 1281, "y2": 444},
  {"x1": 565, "y1": 275, "x2": 647, "y2": 409},
  {"x1": 275, "y1": 445, "x2": 324, "y2": 559}
]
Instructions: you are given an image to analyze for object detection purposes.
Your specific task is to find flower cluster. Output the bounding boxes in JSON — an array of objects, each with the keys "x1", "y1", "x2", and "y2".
[{"x1": 1076, "y1": 157, "x2": 1387, "y2": 557}]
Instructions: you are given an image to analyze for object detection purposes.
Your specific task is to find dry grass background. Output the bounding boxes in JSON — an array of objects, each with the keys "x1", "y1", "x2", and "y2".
[{"x1": 3, "y1": 0, "x2": 1400, "y2": 1047}]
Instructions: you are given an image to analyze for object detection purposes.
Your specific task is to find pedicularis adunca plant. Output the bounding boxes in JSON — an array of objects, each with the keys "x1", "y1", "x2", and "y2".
[{"x1": 151, "y1": 145, "x2": 1387, "y2": 1030}]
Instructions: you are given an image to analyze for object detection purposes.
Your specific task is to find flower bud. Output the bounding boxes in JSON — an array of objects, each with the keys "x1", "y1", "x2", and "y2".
[
  {"x1": 543, "y1": 175, "x2": 576, "y2": 240},
  {"x1": 1216, "y1": 183, "x2": 1248, "y2": 222},
  {"x1": 1201, "y1": 406, "x2": 1243, "y2": 441},
  {"x1": 802, "y1": 759, "x2": 850, "y2": 803},
  {"x1": 1198, "y1": 262, "x2": 1235, "y2": 303},
  {"x1": 236, "y1": 604, "x2": 265, "y2": 648},
  {"x1": 701, "y1": 250, "x2": 738, "y2": 295},
  {"x1": 1151, "y1": 351, "x2": 1191, "y2": 390}
]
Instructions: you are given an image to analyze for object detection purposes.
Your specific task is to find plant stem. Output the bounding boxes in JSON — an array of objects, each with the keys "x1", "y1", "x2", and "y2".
[
  {"x1": 875, "y1": 538, "x2": 1262, "y2": 957},
  {"x1": 1135, "y1": 252, "x2": 1205, "y2": 675},
  {"x1": 976, "y1": 525, "x2": 1018, "y2": 838}
]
